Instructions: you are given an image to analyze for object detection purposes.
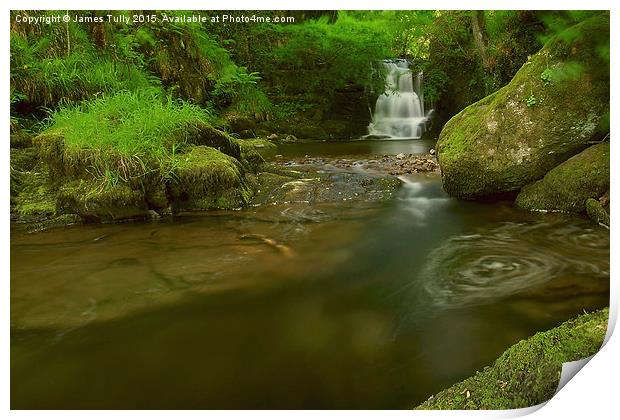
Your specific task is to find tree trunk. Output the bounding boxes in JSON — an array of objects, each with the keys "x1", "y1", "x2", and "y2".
[{"x1": 471, "y1": 11, "x2": 492, "y2": 71}]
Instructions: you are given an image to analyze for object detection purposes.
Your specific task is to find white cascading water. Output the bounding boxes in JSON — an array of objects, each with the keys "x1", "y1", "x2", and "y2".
[{"x1": 367, "y1": 59, "x2": 429, "y2": 139}]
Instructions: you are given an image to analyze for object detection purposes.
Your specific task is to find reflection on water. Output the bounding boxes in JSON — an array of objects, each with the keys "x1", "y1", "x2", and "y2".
[{"x1": 11, "y1": 172, "x2": 609, "y2": 409}]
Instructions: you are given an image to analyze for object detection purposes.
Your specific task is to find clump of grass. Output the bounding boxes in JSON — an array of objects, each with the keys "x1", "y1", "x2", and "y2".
[
  {"x1": 40, "y1": 91, "x2": 219, "y2": 182},
  {"x1": 46, "y1": 90, "x2": 215, "y2": 154}
]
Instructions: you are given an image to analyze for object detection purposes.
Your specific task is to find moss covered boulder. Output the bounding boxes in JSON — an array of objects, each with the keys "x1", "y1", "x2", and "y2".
[
  {"x1": 57, "y1": 180, "x2": 149, "y2": 222},
  {"x1": 515, "y1": 142, "x2": 609, "y2": 212},
  {"x1": 437, "y1": 13, "x2": 609, "y2": 198},
  {"x1": 168, "y1": 146, "x2": 252, "y2": 211},
  {"x1": 417, "y1": 308, "x2": 608, "y2": 410}
]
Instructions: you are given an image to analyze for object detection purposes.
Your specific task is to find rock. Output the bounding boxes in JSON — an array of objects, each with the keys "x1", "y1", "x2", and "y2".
[
  {"x1": 364, "y1": 134, "x2": 391, "y2": 140},
  {"x1": 436, "y1": 14, "x2": 609, "y2": 198},
  {"x1": 515, "y1": 142, "x2": 609, "y2": 213},
  {"x1": 586, "y1": 198, "x2": 610, "y2": 227},
  {"x1": 252, "y1": 170, "x2": 401, "y2": 206},
  {"x1": 238, "y1": 129, "x2": 255, "y2": 139},
  {"x1": 189, "y1": 122, "x2": 243, "y2": 161},
  {"x1": 396, "y1": 153, "x2": 405, "y2": 159},
  {"x1": 168, "y1": 146, "x2": 252, "y2": 211},
  {"x1": 267, "y1": 133, "x2": 279, "y2": 140},
  {"x1": 10, "y1": 131, "x2": 33, "y2": 149},
  {"x1": 57, "y1": 180, "x2": 149, "y2": 222},
  {"x1": 147, "y1": 210, "x2": 161, "y2": 220},
  {"x1": 600, "y1": 190, "x2": 610, "y2": 208},
  {"x1": 284, "y1": 134, "x2": 298, "y2": 142}
]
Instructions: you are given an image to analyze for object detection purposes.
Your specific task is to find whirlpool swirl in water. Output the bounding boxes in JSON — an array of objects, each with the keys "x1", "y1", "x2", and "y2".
[{"x1": 417, "y1": 221, "x2": 609, "y2": 309}]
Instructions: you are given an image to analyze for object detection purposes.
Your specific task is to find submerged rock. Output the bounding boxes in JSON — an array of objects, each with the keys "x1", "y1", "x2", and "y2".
[
  {"x1": 436, "y1": 14, "x2": 609, "y2": 198},
  {"x1": 252, "y1": 164, "x2": 402, "y2": 206},
  {"x1": 515, "y1": 142, "x2": 609, "y2": 213}
]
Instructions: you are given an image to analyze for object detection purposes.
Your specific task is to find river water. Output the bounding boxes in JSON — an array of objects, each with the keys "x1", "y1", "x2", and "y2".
[{"x1": 10, "y1": 139, "x2": 609, "y2": 409}]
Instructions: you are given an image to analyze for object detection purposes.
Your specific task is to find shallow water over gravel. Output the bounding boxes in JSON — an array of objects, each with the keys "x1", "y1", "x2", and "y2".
[{"x1": 11, "y1": 141, "x2": 609, "y2": 409}]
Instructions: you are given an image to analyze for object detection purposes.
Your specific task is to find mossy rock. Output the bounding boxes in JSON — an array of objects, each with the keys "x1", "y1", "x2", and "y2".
[
  {"x1": 10, "y1": 147, "x2": 39, "y2": 173},
  {"x1": 186, "y1": 122, "x2": 243, "y2": 161},
  {"x1": 36, "y1": 131, "x2": 160, "y2": 184},
  {"x1": 10, "y1": 131, "x2": 34, "y2": 149},
  {"x1": 437, "y1": 13, "x2": 609, "y2": 198},
  {"x1": 168, "y1": 146, "x2": 252, "y2": 211},
  {"x1": 12, "y1": 168, "x2": 57, "y2": 220},
  {"x1": 57, "y1": 180, "x2": 149, "y2": 222},
  {"x1": 36, "y1": 131, "x2": 66, "y2": 177},
  {"x1": 586, "y1": 198, "x2": 610, "y2": 227},
  {"x1": 238, "y1": 138, "x2": 277, "y2": 169},
  {"x1": 417, "y1": 308, "x2": 608, "y2": 410},
  {"x1": 515, "y1": 142, "x2": 609, "y2": 213}
]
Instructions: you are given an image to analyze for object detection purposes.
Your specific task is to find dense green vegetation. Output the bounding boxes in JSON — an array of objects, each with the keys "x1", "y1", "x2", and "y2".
[
  {"x1": 11, "y1": 10, "x2": 602, "y2": 134},
  {"x1": 10, "y1": 10, "x2": 609, "y2": 223}
]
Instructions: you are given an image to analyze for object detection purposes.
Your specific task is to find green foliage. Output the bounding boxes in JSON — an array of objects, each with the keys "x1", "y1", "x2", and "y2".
[
  {"x1": 540, "y1": 68, "x2": 553, "y2": 86},
  {"x1": 10, "y1": 10, "x2": 273, "y2": 122},
  {"x1": 45, "y1": 90, "x2": 215, "y2": 156},
  {"x1": 10, "y1": 9, "x2": 610, "y2": 137},
  {"x1": 257, "y1": 12, "x2": 393, "y2": 97},
  {"x1": 10, "y1": 14, "x2": 159, "y2": 112},
  {"x1": 40, "y1": 90, "x2": 220, "y2": 186},
  {"x1": 271, "y1": 101, "x2": 315, "y2": 119}
]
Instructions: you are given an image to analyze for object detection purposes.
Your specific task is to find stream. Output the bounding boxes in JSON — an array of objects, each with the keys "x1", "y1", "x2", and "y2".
[{"x1": 10, "y1": 139, "x2": 609, "y2": 409}]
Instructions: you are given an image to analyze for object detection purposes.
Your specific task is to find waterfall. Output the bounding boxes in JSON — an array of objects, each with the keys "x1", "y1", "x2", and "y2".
[{"x1": 367, "y1": 59, "x2": 430, "y2": 139}]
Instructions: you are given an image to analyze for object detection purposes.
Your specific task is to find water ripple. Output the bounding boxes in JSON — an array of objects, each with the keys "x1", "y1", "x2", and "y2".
[{"x1": 418, "y1": 221, "x2": 609, "y2": 309}]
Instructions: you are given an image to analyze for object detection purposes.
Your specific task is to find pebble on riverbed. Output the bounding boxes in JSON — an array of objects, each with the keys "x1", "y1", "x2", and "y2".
[{"x1": 276, "y1": 153, "x2": 439, "y2": 176}]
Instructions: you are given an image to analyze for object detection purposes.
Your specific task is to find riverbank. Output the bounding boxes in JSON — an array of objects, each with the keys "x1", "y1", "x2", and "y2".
[{"x1": 416, "y1": 308, "x2": 608, "y2": 410}]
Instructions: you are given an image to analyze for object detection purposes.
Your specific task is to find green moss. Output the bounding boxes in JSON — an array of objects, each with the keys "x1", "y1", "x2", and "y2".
[
  {"x1": 10, "y1": 146, "x2": 38, "y2": 173},
  {"x1": 237, "y1": 139, "x2": 277, "y2": 170},
  {"x1": 168, "y1": 146, "x2": 252, "y2": 211},
  {"x1": 10, "y1": 131, "x2": 34, "y2": 149},
  {"x1": 417, "y1": 308, "x2": 608, "y2": 410},
  {"x1": 187, "y1": 122, "x2": 243, "y2": 161},
  {"x1": 586, "y1": 198, "x2": 610, "y2": 227},
  {"x1": 515, "y1": 142, "x2": 609, "y2": 212},
  {"x1": 57, "y1": 180, "x2": 148, "y2": 222},
  {"x1": 437, "y1": 13, "x2": 609, "y2": 198},
  {"x1": 11, "y1": 158, "x2": 58, "y2": 220}
]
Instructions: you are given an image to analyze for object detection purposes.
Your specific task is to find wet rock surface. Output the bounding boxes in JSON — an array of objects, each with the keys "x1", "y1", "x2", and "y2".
[
  {"x1": 273, "y1": 153, "x2": 439, "y2": 176},
  {"x1": 251, "y1": 152, "x2": 438, "y2": 206}
]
